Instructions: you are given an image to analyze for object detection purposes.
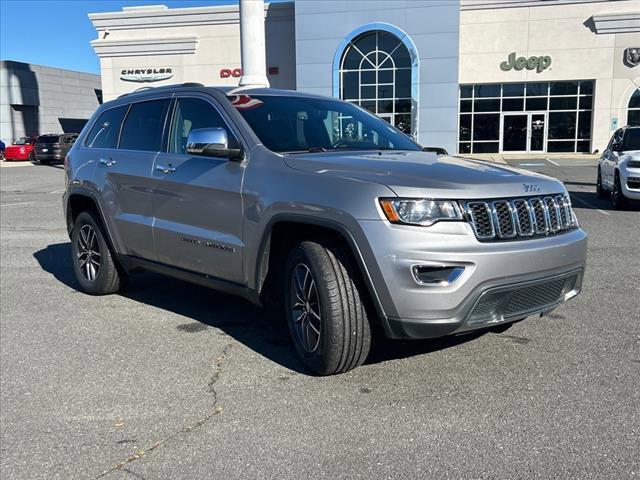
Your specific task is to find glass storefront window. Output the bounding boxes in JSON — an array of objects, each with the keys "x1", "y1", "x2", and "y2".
[
  {"x1": 339, "y1": 30, "x2": 414, "y2": 134},
  {"x1": 628, "y1": 89, "x2": 640, "y2": 127},
  {"x1": 458, "y1": 80, "x2": 594, "y2": 153}
]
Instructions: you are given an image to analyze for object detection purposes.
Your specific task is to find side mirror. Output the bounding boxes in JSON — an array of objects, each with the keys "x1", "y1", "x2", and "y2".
[
  {"x1": 422, "y1": 146, "x2": 449, "y2": 155},
  {"x1": 186, "y1": 127, "x2": 243, "y2": 161}
]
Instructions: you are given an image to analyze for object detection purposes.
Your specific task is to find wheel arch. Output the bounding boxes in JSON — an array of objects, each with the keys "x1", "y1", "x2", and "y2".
[
  {"x1": 65, "y1": 188, "x2": 119, "y2": 254},
  {"x1": 254, "y1": 214, "x2": 387, "y2": 323}
]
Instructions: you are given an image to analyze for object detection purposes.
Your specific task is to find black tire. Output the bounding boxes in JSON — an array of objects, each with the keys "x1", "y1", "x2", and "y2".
[
  {"x1": 611, "y1": 172, "x2": 628, "y2": 210},
  {"x1": 28, "y1": 152, "x2": 35, "y2": 163},
  {"x1": 284, "y1": 241, "x2": 371, "y2": 375},
  {"x1": 71, "y1": 211, "x2": 126, "y2": 295},
  {"x1": 596, "y1": 167, "x2": 607, "y2": 199},
  {"x1": 39, "y1": 158, "x2": 50, "y2": 165}
]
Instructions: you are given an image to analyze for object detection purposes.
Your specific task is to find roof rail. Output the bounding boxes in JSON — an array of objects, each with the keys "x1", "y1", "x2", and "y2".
[{"x1": 117, "y1": 82, "x2": 205, "y2": 99}]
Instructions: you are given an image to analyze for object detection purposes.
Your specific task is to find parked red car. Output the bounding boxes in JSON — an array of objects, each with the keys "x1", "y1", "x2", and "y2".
[{"x1": 4, "y1": 137, "x2": 37, "y2": 161}]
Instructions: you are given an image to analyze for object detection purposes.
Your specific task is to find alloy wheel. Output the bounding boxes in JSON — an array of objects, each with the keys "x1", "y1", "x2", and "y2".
[
  {"x1": 76, "y1": 224, "x2": 101, "y2": 282},
  {"x1": 290, "y1": 263, "x2": 322, "y2": 353}
]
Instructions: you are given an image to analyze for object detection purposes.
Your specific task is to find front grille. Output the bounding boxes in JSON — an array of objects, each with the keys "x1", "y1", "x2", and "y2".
[
  {"x1": 463, "y1": 194, "x2": 576, "y2": 241},
  {"x1": 467, "y1": 272, "x2": 579, "y2": 326}
]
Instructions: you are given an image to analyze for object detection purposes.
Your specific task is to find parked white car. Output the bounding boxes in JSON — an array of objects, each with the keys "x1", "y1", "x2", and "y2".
[{"x1": 597, "y1": 125, "x2": 640, "y2": 209}]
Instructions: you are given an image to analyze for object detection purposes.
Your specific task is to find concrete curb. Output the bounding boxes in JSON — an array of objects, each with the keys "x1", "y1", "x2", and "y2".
[{"x1": 459, "y1": 153, "x2": 599, "y2": 164}]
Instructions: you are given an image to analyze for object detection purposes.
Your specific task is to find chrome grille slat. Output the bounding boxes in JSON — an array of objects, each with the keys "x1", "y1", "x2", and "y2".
[{"x1": 464, "y1": 194, "x2": 576, "y2": 242}]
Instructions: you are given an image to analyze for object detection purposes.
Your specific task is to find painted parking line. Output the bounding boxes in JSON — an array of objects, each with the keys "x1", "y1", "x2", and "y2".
[
  {"x1": 0, "y1": 201, "x2": 35, "y2": 207},
  {"x1": 570, "y1": 195, "x2": 610, "y2": 216},
  {"x1": 515, "y1": 162, "x2": 546, "y2": 167},
  {"x1": 546, "y1": 158, "x2": 560, "y2": 166},
  {"x1": 49, "y1": 188, "x2": 66, "y2": 194}
]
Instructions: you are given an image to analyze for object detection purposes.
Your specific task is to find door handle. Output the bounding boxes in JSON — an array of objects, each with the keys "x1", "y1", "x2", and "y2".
[
  {"x1": 99, "y1": 158, "x2": 115, "y2": 167},
  {"x1": 156, "y1": 164, "x2": 176, "y2": 174}
]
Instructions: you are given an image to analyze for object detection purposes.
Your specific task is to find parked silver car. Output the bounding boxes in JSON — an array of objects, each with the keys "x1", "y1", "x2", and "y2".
[
  {"x1": 597, "y1": 125, "x2": 640, "y2": 209},
  {"x1": 63, "y1": 84, "x2": 587, "y2": 375}
]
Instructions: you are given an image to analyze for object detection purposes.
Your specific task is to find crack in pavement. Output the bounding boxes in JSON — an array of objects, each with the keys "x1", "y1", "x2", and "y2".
[{"x1": 95, "y1": 342, "x2": 235, "y2": 478}]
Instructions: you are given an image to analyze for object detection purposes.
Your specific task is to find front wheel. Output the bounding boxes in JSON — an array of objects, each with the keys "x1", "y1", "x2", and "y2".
[
  {"x1": 596, "y1": 167, "x2": 607, "y2": 199},
  {"x1": 284, "y1": 241, "x2": 371, "y2": 375},
  {"x1": 71, "y1": 211, "x2": 127, "y2": 295},
  {"x1": 611, "y1": 172, "x2": 628, "y2": 210}
]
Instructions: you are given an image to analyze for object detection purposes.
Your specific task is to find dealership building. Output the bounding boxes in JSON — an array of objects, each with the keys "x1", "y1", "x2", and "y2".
[
  {"x1": 89, "y1": 0, "x2": 640, "y2": 155},
  {"x1": 0, "y1": 61, "x2": 102, "y2": 145}
]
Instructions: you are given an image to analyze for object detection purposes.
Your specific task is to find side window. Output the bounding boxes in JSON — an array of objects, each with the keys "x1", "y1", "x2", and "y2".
[
  {"x1": 611, "y1": 129, "x2": 624, "y2": 150},
  {"x1": 119, "y1": 99, "x2": 171, "y2": 152},
  {"x1": 168, "y1": 98, "x2": 238, "y2": 154},
  {"x1": 84, "y1": 106, "x2": 128, "y2": 149}
]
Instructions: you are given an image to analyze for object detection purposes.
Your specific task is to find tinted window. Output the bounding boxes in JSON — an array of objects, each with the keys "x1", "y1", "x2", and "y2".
[
  {"x1": 622, "y1": 129, "x2": 640, "y2": 151},
  {"x1": 85, "y1": 106, "x2": 128, "y2": 149},
  {"x1": 168, "y1": 98, "x2": 236, "y2": 154},
  {"x1": 119, "y1": 99, "x2": 171, "y2": 152},
  {"x1": 37, "y1": 135, "x2": 60, "y2": 144},
  {"x1": 232, "y1": 95, "x2": 420, "y2": 153}
]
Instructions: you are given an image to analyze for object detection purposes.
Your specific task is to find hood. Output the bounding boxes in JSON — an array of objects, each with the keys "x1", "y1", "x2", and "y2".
[{"x1": 283, "y1": 150, "x2": 564, "y2": 199}]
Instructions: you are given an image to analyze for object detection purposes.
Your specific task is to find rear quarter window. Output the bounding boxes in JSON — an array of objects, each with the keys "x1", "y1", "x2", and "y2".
[{"x1": 84, "y1": 106, "x2": 128, "y2": 149}]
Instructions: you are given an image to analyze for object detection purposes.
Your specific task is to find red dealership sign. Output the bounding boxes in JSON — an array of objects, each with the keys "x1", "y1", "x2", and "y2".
[{"x1": 219, "y1": 67, "x2": 279, "y2": 78}]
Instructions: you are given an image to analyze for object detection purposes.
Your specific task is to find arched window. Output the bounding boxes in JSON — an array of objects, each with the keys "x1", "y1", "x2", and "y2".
[
  {"x1": 628, "y1": 89, "x2": 640, "y2": 126},
  {"x1": 337, "y1": 28, "x2": 416, "y2": 135}
]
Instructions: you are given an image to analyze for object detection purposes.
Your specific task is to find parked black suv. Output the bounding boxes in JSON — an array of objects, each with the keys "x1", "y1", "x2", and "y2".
[{"x1": 35, "y1": 134, "x2": 78, "y2": 165}]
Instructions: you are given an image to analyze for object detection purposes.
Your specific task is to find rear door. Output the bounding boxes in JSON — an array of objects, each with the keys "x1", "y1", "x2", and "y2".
[
  {"x1": 90, "y1": 98, "x2": 171, "y2": 260},
  {"x1": 150, "y1": 95, "x2": 246, "y2": 283}
]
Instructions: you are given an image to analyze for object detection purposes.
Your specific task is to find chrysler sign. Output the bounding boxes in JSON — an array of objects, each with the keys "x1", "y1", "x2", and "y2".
[{"x1": 120, "y1": 68, "x2": 173, "y2": 82}]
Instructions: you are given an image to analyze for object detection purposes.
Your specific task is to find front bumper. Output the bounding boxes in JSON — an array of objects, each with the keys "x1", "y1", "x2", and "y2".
[
  {"x1": 357, "y1": 220, "x2": 587, "y2": 339},
  {"x1": 35, "y1": 151, "x2": 63, "y2": 161},
  {"x1": 620, "y1": 166, "x2": 640, "y2": 200}
]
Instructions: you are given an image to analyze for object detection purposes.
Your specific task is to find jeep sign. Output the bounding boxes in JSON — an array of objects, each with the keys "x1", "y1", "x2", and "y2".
[{"x1": 500, "y1": 52, "x2": 552, "y2": 73}]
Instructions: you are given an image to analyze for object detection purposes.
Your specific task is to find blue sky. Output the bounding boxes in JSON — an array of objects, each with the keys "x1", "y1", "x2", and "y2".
[{"x1": 0, "y1": 0, "x2": 243, "y2": 74}]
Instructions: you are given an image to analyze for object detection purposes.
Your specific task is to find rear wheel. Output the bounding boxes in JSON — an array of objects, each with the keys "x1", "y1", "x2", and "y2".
[
  {"x1": 71, "y1": 211, "x2": 126, "y2": 295},
  {"x1": 611, "y1": 172, "x2": 628, "y2": 210},
  {"x1": 596, "y1": 167, "x2": 607, "y2": 199},
  {"x1": 284, "y1": 241, "x2": 371, "y2": 375},
  {"x1": 28, "y1": 152, "x2": 35, "y2": 163}
]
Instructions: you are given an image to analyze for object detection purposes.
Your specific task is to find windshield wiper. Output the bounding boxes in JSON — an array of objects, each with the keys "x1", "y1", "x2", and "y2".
[{"x1": 307, "y1": 146, "x2": 327, "y2": 152}]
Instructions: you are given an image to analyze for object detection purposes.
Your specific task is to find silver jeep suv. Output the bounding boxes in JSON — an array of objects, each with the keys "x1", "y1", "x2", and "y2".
[{"x1": 64, "y1": 84, "x2": 587, "y2": 375}]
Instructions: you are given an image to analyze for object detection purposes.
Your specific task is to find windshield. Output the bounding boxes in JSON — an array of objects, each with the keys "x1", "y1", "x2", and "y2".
[
  {"x1": 623, "y1": 128, "x2": 640, "y2": 151},
  {"x1": 230, "y1": 94, "x2": 421, "y2": 153}
]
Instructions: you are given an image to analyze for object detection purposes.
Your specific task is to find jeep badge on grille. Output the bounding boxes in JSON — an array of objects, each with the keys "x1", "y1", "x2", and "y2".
[{"x1": 522, "y1": 184, "x2": 541, "y2": 193}]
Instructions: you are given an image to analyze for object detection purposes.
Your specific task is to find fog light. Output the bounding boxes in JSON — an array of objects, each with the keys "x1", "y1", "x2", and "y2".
[{"x1": 412, "y1": 266, "x2": 464, "y2": 286}]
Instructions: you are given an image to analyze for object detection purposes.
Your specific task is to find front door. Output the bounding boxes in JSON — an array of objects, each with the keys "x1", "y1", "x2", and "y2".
[
  {"x1": 502, "y1": 114, "x2": 528, "y2": 152},
  {"x1": 502, "y1": 113, "x2": 547, "y2": 153},
  {"x1": 151, "y1": 95, "x2": 245, "y2": 284}
]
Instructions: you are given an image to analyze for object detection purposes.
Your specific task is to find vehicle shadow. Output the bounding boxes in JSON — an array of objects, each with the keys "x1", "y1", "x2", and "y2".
[
  {"x1": 34, "y1": 242, "x2": 486, "y2": 374},
  {"x1": 568, "y1": 190, "x2": 639, "y2": 211}
]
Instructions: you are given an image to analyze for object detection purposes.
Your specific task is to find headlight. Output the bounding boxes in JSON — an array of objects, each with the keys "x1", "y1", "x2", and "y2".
[
  {"x1": 627, "y1": 160, "x2": 640, "y2": 169},
  {"x1": 379, "y1": 198, "x2": 462, "y2": 226}
]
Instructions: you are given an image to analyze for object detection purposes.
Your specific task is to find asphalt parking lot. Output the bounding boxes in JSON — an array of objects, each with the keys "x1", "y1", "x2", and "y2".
[{"x1": 1, "y1": 158, "x2": 638, "y2": 479}]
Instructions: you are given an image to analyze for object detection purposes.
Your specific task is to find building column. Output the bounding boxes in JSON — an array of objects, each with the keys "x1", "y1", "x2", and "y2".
[{"x1": 239, "y1": 0, "x2": 270, "y2": 88}]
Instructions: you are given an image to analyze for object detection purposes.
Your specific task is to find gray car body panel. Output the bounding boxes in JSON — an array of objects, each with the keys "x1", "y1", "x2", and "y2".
[{"x1": 64, "y1": 85, "x2": 588, "y2": 339}]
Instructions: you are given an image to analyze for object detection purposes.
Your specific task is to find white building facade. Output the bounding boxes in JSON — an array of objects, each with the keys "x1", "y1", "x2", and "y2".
[{"x1": 88, "y1": 0, "x2": 640, "y2": 155}]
